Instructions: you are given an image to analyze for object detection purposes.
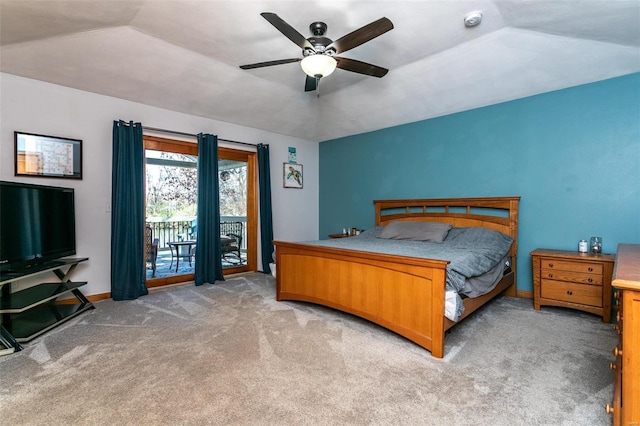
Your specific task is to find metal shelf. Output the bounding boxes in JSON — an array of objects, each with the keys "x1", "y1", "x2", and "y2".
[
  {"x1": 0, "y1": 257, "x2": 89, "y2": 285},
  {"x1": 0, "y1": 258, "x2": 93, "y2": 353},
  {"x1": 3, "y1": 302, "x2": 93, "y2": 342},
  {"x1": 0, "y1": 281, "x2": 88, "y2": 314}
]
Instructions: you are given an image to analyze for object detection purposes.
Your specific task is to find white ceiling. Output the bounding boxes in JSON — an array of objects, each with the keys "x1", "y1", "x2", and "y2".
[{"x1": 1, "y1": 1, "x2": 639, "y2": 142}]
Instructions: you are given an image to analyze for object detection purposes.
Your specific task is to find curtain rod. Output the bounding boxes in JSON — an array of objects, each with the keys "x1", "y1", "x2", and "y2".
[{"x1": 142, "y1": 125, "x2": 260, "y2": 148}]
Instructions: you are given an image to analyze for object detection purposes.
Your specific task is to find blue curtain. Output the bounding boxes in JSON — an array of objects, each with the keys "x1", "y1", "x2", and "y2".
[
  {"x1": 194, "y1": 133, "x2": 224, "y2": 285},
  {"x1": 257, "y1": 143, "x2": 274, "y2": 273},
  {"x1": 111, "y1": 120, "x2": 148, "y2": 300}
]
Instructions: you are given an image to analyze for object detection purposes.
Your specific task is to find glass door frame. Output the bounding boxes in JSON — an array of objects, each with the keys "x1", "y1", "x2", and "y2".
[
  {"x1": 218, "y1": 146, "x2": 257, "y2": 275},
  {"x1": 144, "y1": 135, "x2": 257, "y2": 288}
]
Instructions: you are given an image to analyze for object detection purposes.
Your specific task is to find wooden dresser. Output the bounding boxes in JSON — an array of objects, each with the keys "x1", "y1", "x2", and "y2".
[
  {"x1": 607, "y1": 244, "x2": 640, "y2": 425},
  {"x1": 530, "y1": 249, "x2": 615, "y2": 322}
]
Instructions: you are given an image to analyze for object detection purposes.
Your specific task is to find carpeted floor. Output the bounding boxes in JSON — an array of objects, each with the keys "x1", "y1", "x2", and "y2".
[{"x1": 0, "y1": 273, "x2": 617, "y2": 425}]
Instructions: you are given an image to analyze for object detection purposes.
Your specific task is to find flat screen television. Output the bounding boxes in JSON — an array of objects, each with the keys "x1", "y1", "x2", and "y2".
[{"x1": 0, "y1": 180, "x2": 76, "y2": 272}]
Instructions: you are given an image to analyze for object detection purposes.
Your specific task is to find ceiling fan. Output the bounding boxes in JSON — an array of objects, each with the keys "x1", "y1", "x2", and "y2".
[{"x1": 239, "y1": 13, "x2": 394, "y2": 93}]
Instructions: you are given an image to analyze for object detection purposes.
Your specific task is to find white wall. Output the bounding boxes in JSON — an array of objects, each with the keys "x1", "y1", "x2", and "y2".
[{"x1": 0, "y1": 73, "x2": 319, "y2": 296}]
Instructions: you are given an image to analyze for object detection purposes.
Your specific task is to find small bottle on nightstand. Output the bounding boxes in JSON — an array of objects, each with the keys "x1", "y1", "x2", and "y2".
[{"x1": 579, "y1": 240, "x2": 588, "y2": 253}]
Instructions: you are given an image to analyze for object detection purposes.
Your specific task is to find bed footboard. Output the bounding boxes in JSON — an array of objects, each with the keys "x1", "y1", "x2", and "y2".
[{"x1": 274, "y1": 241, "x2": 450, "y2": 358}]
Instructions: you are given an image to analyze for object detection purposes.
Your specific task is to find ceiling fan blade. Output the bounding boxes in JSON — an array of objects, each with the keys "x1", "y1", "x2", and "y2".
[
  {"x1": 335, "y1": 57, "x2": 388, "y2": 77},
  {"x1": 261, "y1": 12, "x2": 315, "y2": 51},
  {"x1": 326, "y1": 17, "x2": 393, "y2": 54},
  {"x1": 304, "y1": 75, "x2": 317, "y2": 92},
  {"x1": 240, "y1": 58, "x2": 301, "y2": 70}
]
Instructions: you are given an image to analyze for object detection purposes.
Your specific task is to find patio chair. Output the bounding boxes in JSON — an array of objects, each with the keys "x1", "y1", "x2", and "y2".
[
  {"x1": 220, "y1": 221, "x2": 243, "y2": 263},
  {"x1": 145, "y1": 225, "x2": 159, "y2": 276},
  {"x1": 188, "y1": 219, "x2": 197, "y2": 240}
]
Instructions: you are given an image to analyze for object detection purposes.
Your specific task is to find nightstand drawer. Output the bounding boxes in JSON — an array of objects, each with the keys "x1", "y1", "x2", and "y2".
[
  {"x1": 541, "y1": 279, "x2": 602, "y2": 307},
  {"x1": 540, "y1": 269, "x2": 603, "y2": 285},
  {"x1": 540, "y1": 259, "x2": 602, "y2": 275}
]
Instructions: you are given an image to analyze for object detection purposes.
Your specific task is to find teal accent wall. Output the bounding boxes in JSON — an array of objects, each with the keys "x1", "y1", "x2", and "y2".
[{"x1": 319, "y1": 73, "x2": 640, "y2": 293}]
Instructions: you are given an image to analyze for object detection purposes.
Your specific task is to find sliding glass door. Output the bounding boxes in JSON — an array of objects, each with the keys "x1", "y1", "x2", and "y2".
[
  {"x1": 218, "y1": 146, "x2": 256, "y2": 275},
  {"x1": 144, "y1": 136, "x2": 256, "y2": 287}
]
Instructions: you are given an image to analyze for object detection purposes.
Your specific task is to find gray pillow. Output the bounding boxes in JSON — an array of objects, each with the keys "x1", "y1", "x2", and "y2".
[{"x1": 379, "y1": 221, "x2": 453, "y2": 242}]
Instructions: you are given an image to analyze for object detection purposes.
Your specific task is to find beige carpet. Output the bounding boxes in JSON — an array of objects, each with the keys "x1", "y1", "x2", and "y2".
[{"x1": 0, "y1": 273, "x2": 617, "y2": 425}]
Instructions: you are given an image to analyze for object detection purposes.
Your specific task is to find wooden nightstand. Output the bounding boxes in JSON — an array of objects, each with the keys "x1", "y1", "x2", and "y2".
[{"x1": 530, "y1": 248, "x2": 615, "y2": 322}]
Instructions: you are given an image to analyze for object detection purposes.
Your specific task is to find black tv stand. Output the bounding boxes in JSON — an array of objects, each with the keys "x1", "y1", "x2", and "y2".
[{"x1": 0, "y1": 257, "x2": 94, "y2": 355}]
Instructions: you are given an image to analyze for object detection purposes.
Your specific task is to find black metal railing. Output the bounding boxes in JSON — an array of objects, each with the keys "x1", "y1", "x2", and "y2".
[
  {"x1": 146, "y1": 221, "x2": 192, "y2": 250},
  {"x1": 146, "y1": 218, "x2": 247, "y2": 252}
]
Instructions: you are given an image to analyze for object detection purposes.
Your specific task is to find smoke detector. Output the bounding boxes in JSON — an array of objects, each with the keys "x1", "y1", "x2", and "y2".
[{"x1": 464, "y1": 11, "x2": 483, "y2": 28}]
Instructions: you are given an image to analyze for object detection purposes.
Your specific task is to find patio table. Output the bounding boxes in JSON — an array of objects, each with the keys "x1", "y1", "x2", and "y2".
[{"x1": 168, "y1": 240, "x2": 196, "y2": 272}]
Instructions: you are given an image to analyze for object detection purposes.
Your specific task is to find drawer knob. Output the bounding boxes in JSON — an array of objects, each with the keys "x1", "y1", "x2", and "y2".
[
  {"x1": 613, "y1": 346, "x2": 622, "y2": 357},
  {"x1": 548, "y1": 263, "x2": 554, "y2": 268},
  {"x1": 588, "y1": 267, "x2": 593, "y2": 272},
  {"x1": 547, "y1": 273, "x2": 553, "y2": 278},
  {"x1": 606, "y1": 404, "x2": 614, "y2": 415},
  {"x1": 566, "y1": 290, "x2": 573, "y2": 296},
  {"x1": 609, "y1": 362, "x2": 616, "y2": 370},
  {"x1": 588, "y1": 278, "x2": 593, "y2": 283}
]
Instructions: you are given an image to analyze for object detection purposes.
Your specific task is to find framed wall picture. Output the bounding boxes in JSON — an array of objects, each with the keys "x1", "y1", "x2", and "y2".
[
  {"x1": 14, "y1": 131, "x2": 83, "y2": 179},
  {"x1": 283, "y1": 163, "x2": 303, "y2": 189}
]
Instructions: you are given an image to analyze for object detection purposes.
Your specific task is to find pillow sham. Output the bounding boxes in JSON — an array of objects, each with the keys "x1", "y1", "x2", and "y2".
[{"x1": 379, "y1": 221, "x2": 453, "y2": 242}]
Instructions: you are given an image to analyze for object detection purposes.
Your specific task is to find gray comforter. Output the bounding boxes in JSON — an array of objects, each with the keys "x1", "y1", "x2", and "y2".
[{"x1": 303, "y1": 226, "x2": 514, "y2": 294}]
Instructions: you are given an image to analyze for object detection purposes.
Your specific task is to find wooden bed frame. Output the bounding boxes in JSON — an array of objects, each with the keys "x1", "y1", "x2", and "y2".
[{"x1": 274, "y1": 196, "x2": 520, "y2": 358}]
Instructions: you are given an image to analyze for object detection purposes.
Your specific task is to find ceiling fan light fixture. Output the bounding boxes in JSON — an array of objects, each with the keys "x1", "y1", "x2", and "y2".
[{"x1": 301, "y1": 54, "x2": 337, "y2": 78}]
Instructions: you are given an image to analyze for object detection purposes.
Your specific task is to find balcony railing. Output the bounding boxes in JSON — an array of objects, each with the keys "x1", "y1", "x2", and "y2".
[{"x1": 146, "y1": 217, "x2": 247, "y2": 252}]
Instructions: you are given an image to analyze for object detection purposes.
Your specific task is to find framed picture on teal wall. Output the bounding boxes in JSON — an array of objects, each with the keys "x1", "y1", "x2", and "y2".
[{"x1": 283, "y1": 163, "x2": 303, "y2": 189}]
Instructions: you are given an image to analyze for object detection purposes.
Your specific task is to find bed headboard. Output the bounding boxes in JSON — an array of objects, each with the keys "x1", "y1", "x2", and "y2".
[{"x1": 374, "y1": 196, "x2": 521, "y2": 272}]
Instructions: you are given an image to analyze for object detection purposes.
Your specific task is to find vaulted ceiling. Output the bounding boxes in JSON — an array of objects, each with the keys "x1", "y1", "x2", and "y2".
[{"x1": 1, "y1": 1, "x2": 639, "y2": 142}]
